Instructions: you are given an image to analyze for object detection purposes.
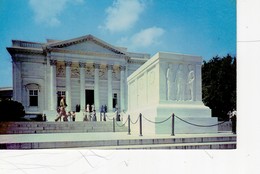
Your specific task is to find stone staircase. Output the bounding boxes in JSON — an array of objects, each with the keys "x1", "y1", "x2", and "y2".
[
  {"x1": 0, "y1": 121, "x2": 236, "y2": 150},
  {"x1": 0, "y1": 132, "x2": 236, "y2": 149},
  {"x1": 0, "y1": 121, "x2": 127, "y2": 134},
  {"x1": 89, "y1": 135, "x2": 236, "y2": 150}
]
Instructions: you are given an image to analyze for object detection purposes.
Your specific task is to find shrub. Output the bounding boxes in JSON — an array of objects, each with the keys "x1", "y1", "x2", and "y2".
[{"x1": 0, "y1": 100, "x2": 25, "y2": 121}]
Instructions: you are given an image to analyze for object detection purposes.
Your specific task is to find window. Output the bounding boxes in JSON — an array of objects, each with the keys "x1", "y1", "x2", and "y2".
[
  {"x1": 57, "y1": 91, "x2": 66, "y2": 96},
  {"x1": 29, "y1": 90, "x2": 38, "y2": 106}
]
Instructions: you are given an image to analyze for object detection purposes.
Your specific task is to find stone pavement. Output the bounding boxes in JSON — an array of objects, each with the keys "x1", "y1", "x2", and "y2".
[{"x1": 0, "y1": 131, "x2": 234, "y2": 144}]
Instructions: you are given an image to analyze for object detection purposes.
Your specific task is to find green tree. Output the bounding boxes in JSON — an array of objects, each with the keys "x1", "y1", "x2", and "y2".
[
  {"x1": 202, "y1": 54, "x2": 236, "y2": 120},
  {"x1": 0, "y1": 100, "x2": 25, "y2": 121}
]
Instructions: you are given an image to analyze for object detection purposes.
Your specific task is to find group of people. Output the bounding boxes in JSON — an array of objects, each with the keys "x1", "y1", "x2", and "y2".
[
  {"x1": 54, "y1": 97, "x2": 121, "y2": 122},
  {"x1": 83, "y1": 104, "x2": 108, "y2": 121},
  {"x1": 55, "y1": 97, "x2": 76, "y2": 122},
  {"x1": 83, "y1": 108, "x2": 97, "y2": 121}
]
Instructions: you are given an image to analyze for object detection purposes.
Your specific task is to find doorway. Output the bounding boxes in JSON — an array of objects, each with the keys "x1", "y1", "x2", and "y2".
[
  {"x1": 85, "y1": 89, "x2": 94, "y2": 110},
  {"x1": 113, "y1": 93, "x2": 118, "y2": 109},
  {"x1": 57, "y1": 91, "x2": 66, "y2": 108}
]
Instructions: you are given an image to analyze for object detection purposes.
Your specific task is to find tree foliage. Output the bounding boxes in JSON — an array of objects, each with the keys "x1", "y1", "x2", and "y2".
[
  {"x1": 202, "y1": 54, "x2": 236, "y2": 120},
  {"x1": 0, "y1": 100, "x2": 25, "y2": 121}
]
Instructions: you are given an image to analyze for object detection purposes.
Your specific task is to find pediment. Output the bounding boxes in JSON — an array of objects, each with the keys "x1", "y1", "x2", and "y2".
[{"x1": 46, "y1": 34, "x2": 126, "y2": 55}]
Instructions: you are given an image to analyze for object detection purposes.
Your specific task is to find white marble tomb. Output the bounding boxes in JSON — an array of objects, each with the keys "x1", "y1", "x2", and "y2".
[{"x1": 126, "y1": 52, "x2": 218, "y2": 134}]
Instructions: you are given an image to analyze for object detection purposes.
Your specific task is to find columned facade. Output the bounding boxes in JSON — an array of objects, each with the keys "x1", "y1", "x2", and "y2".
[{"x1": 7, "y1": 34, "x2": 150, "y2": 120}]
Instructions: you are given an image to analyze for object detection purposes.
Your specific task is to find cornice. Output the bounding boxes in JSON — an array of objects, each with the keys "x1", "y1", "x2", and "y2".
[
  {"x1": 7, "y1": 47, "x2": 43, "y2": 56},
  {"x1": 50, "y1": 48, "x2": 128, "y2": 59},
  {"x1": 45, "y1": 34, "x2": 127, "y2": 56}
]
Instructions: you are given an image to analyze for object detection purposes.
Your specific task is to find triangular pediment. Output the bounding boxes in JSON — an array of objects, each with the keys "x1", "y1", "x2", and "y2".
[{"x1": 46, "y1": 34, "x2": 126, "y2": 55}]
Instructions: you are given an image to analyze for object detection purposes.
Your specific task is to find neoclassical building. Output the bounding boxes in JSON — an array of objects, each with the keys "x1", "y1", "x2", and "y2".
[{"x1": 7, "y1": 34, "x2": 149, "y2": 119}]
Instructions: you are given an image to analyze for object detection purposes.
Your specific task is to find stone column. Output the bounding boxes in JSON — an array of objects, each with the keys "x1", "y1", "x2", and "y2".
[
  {"x1": 125, "y1": 64, "x2": 128, "y2": 111},
  {"x1": 195, "y1": 64, "x2": 202, "y2": 101},
  {"x1": 120, "y1": 65, "x2": 126, "y2": 111},
  {"x1": 65, "y1": 61, "x2": 72, "y2": 111},
  {"x1": 79, "y1": 62, "x2": 86, "y2": 111},
  {"x1": 13, "y1": 61, "x2": 22, "y2": 103},
  {"x1": 50, "y1": 59, "x2": 57, "y2": 110},
  {"x1": 107, "y1": 64, "x2": 113, "y2": 112},
  {"x1": 94, "y1": 63, "x2": 100, "y2": 111}
]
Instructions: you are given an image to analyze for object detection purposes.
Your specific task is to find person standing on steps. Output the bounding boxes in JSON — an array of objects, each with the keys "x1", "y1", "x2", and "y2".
[
  {"x1": 104, "y1": 105, "x2": 107, "y2": 113},
  {"x1": 92, "y1": 110, "x2": 97, "y2": 121},
  {"x1": 100, "y1": 105, "x2": 105, "y2": 121},
  {"x1": 59, "y1": 97, "x2": 67, "y2": 121},
  {"x1": 72, "y1": 111, "x2": 76, "y2": 121},
  {"x1": 86, "y1": 104, "x2": 90, "y2": 113},
  {"x1": 67, "y1": 111, "x2": 72, "y2": 122},
  {"x1": 230, "y1": 109, "x2": 237, "y2": 134}
]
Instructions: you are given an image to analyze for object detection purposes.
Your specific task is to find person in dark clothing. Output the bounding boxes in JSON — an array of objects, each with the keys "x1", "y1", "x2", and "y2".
[
  {"x1": 92, "y1": 110, "x2": 97, "y2": 121},
  {"x1": 72, "y1": 111, "x2": 76, "y2": 121},
  {"x1": 230, "y1": 109, "x2": 237, "y2": 134},
  {"x1": 116, "y1": 109, "x2": 120, "y2": 121},
  {"x1": 104, "y1": 105, "x2": 107, "y2": 113}
]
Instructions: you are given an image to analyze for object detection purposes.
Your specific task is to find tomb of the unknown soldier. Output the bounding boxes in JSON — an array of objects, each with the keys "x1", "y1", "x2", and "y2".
[{"x1": 127, "y1": 52, "x2": 217, "y2": 134}]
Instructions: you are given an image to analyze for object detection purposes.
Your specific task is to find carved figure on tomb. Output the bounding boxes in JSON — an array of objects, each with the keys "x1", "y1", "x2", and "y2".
[
  {"x1": 175, "y1": 64, "x2": 185, "y2": 101},
  {"x1": 187, "y1": 64, "x2": 195, "y2": 101},
  {"x1": 166, "y1": 64, "x2": 173, "y2": 100}
]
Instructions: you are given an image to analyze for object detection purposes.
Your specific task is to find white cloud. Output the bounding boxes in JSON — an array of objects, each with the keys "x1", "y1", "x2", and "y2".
[
  {"x1": 29, "y1": 0, "x2": 83, "y2": 27},
  {"x1": 118, "y1": 27, "x2": 165, "y2": 49},
  {"x1": 102, "y1": 0, "x2": 145, "y2": 32},
  {"x1": 131, "y1": 27, "x2": 165, "y2": 47}
]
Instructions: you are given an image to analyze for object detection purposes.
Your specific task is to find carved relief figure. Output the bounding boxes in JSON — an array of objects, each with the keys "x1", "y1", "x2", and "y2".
[
  {"x1": 187, "y1": 64, "x2": 195, "y2": 101},
  {"x1": 71, "y1": 66, "x2": 80, "y2": 78},
  {"x1": 85, "y1": 66, "x2": 94, "y2": 78},
  {"x1": 166, "y1": 64, "x2": 173, "y2": 100},
  {"x1": 112, "y1": 67, "x2": 120, "y2": 80},
  {"x1": 99, "y1": 67, "x2": 107, "y2": 80},
  {"x1": 175, "y1": 64, "x2": 185, "y2": 101},
  {"x1": 57, "y1": 65, "x2": 65, "y2": 77}
]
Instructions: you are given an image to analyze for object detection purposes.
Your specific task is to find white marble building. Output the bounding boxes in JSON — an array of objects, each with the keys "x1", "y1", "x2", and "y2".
[{"x1": 7, "y1": 34, "x2": 149, "y2": 120}]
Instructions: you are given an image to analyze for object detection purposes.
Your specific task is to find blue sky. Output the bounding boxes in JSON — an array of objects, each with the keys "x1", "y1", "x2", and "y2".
[{"x1": 0, "y1": 0, "x2": 236, "y2": 87}]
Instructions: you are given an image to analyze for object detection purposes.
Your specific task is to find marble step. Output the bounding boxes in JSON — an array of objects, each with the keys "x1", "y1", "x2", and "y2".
[
  {"x1": 0, "y1": 121, "x2": 127, "y2": 134},
  {"x1": 74, "y1": 141, "x2": 236, "y2": 150},
  {"x1": 0, "y1": 133, "x2": 236, "y2": 149}
]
